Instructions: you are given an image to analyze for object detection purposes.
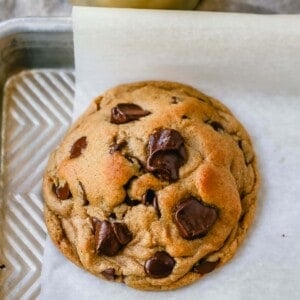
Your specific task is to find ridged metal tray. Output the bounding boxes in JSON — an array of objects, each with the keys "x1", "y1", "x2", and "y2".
[{"x1": 0, "y1": 18, "x2": 74, "y2": 300}]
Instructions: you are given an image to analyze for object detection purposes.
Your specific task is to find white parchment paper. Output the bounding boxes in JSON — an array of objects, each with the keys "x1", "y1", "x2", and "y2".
[{"x1": 40, "y1": 7, "x2": 300, "y2": 300}]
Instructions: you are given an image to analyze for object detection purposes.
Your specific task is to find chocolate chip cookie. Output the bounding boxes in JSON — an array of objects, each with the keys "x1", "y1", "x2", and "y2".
[{"x1": 43, "y1": 81, "x2": 259, "y2": 290}]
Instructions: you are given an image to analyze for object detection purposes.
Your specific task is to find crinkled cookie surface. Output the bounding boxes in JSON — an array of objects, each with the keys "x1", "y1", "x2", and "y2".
[{"x1": 43, "y1": 81, "x2": 259, "y2": 290}]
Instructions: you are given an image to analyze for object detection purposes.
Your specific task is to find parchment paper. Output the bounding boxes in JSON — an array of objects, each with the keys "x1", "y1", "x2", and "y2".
[{"x1": 39, "y1": 7, "x2": 300, "y2": 300}]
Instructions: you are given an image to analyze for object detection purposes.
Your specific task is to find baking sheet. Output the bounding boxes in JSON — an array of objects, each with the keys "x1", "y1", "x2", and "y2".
[
  {"x1": 0, "y1": 70, "x2": 74, "y2": 300},
  {"x1": 40, "y1": 7, "x2": 300, "y2": 300}
]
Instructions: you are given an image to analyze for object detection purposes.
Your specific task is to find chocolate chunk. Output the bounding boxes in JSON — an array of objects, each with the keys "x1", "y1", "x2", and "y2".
[
  {"x1": 142, "y1": 190, "x2": 161, "y2": 217},
  {"x1": 148, "y1": 152, "x2": 183, "y2": 182},
  {"x1": 94, "y1": 220, "x2": 121, "y2": 256},
  {"x1": 193, "y1": 259, "x2": 220, "y2": 274},
  {"x1": 109, "y1": 140, "x2": 127, "y2": 154},
  {"x1": 70, "y1": 136, "x2": 87, "y2": 159},
  {"x1": 111, "y1": 103, "x2": 150, "y2": 124},
  {"x1": 0, "y1": 264, "x2": 6, "y2": 269},
  {"x1": 101, "y1": 268, "x2": 116, "y2": 281},
  {"x1": 209, "y1": 121, "x2": 224, "y2": 132},
  {"x1": 112, "y1": 222, "x2": 132, "y2": 245},
  {"x1": 144, "y1": 251, "x2": 175, "y2": 278},
  {"x1": 54, "y1": 182, "x2": 71, "y2": 200},
  {"x1": 92, "y1": 218, "x2": 132, "y2": 256},
  {"x1": 175, "y1": 197, "x2": 218, "y2": 240},
  {"x1": 146, "y1": 129, "x2": 187, "y2": 182}
]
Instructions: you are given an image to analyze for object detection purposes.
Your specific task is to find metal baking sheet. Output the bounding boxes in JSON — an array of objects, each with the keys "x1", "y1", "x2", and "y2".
[{"x1": 0, "y1": 18, "x2": 74, "y2": 300}]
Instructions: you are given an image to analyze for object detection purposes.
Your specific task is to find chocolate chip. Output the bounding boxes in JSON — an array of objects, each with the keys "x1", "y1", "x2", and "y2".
[
  {"x1": 181, "y1": 115, "x2": 189, "y2": 119},
  {"x1": 112, "y1": 222, "x2": 132, "y2": 245},
  {"x1": 0, "y1": 264, "x2": 6, "y2": 269},
  {"x1": 79, "y1": 181, "x2": 89, "y2": 205},
  {"x1": 111, "y1": 103, "x2": 150, "y2": 124},
  {"x1": 142, "y1": 190, "x2": 161, "y2": 217},
  {"x1": 175, "y1": 197, "x2": 218, "y2": 240},
  {"x1": 92, "y1": 218, "x2": 132, "y2": 256},
  {"x1": 54, "y1": 182, "x2": 71, "y2": 200},
  {"x1": 146, "y1": 129, "x2": 187, "y2": 182},
  {"x1": 209, "y1": 121, "x2": 224, "y2": 132},
  {"x1": 94, "y1": 220, "x2": 121, "y2": 256},
  {"x1": 70, "y1": 136, "x2": 87, "y2": 159},
  {"x1": 101, "y1": 268, "x2": 116, "y2": 281},
  {"x1": 109, "y1": 140, "x2": 127, "y2": 154},
  {"x1": 144, "y1": 251, "x2": 175, "y2": 278},
  {"x1": 193, "y1": 259, "x2": 219, "y2": 274}
]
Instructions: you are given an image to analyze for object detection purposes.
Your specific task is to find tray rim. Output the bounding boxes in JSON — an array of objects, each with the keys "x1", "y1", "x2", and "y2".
[
  {"x1": 0, "y1": 17, "x2": 72, "y2": 39},
  {"x1": 0, "y1": 18, "x2": 74, "y2": 298}
]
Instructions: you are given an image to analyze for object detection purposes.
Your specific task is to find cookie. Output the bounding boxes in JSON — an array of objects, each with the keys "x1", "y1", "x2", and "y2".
[{"x1": 43, "y1": 81, "x2": 259, "y2": 290}]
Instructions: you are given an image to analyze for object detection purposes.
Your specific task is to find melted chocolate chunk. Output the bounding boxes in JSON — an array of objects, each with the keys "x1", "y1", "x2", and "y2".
[
  {"x1": 112, "y1": 222, "x2": 132, "y2": 245},
  {"x1": 70, "y1": 136, "x2": 87, "y2": 159},
  {"x1": 144, "y1": 251, "x2": 175, "y2": 278},
  {"x1": 109, "y1": 140, "x2": 127, "y2": 154},
  {"x1": 54, "y1": 182, "x2": 71, "y2": 200},
  {"x1": 146, "y1": 129, "x2": 187, "y2": 182},
  {"x1": 95, "y1": 220, "x2": 120, "y2": 256},
  {"x1": 175, "y1": 197, "x2": 218, "y2": 240},
  {"x1": 92, "y1": 218, "x2": 132, "y2": 256},
  {"x1": 101, "y1": 268, "x2": 116, "y2": 281},
  {"x1": 193, "y1": 259, "x2": 220, "y2": 274},
  {"x1": 111, "y1": 103, "x2": 150, "y2": 124},
  {"x1": 0, "y1": 264, "x2": 6, "y2": 269}
]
